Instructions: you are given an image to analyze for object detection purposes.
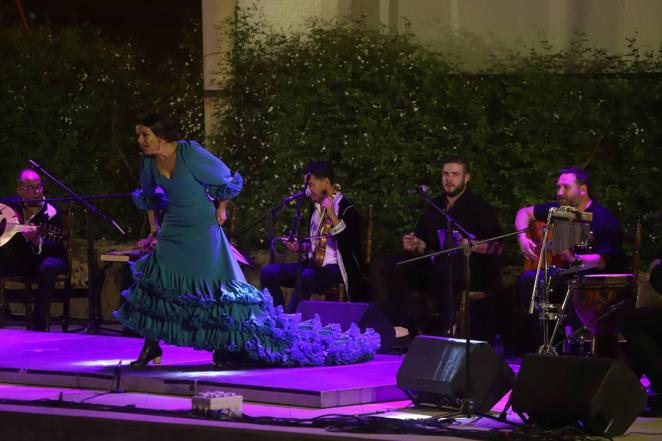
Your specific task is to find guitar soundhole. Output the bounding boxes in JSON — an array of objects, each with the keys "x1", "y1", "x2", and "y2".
[{"x1": 0, "y1": 218, "x2": 6, "y2": 236}]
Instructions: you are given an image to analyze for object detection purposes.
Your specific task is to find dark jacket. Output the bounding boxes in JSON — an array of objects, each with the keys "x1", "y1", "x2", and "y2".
[
  {"x1": 413, "y1": 190, "x2": 501, "y2": 292},
  {"x1": 1, "y1": 196, "x2": 66, "y2": 270},
  {"x1": 333, "y1": 196, "x2": 367, "y2": 300}
]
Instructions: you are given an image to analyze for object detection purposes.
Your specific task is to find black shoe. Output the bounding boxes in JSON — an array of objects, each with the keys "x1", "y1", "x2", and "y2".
[
  {"x1": 212, "y1": 350, "x2": 223, "y2": 368},
  {"x1": 130, "y1": 340, "x2": 162, "y2": 367}
]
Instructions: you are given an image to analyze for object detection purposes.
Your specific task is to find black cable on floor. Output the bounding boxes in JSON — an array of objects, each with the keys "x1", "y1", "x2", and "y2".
[{"x1": 0, "y1": 397, "x2": 616, "y2": 441}]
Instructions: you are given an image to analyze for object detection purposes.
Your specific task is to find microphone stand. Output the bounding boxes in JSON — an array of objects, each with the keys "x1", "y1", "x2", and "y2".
[
  {"x1": 426, "y1": 195, "x2": 473, "y2": 416},
  {"x1": 398, "y1": 192, "x2": 476, "y2": 416},
  {"x1": 231, "y1": 189, "x2": 310, "y2": 265},
  {"x1": 230, "y1": 200, "x2": 289, "y2": 265},
  {"x1": 4, "y1": 194, "x2": 133, "y2": 204},
  {"x1": 27, "y1": 160, "x2": 127, "y2": 334},
  {"x1": 291, "y1": 174, "x2": 312, "y2": 313}
]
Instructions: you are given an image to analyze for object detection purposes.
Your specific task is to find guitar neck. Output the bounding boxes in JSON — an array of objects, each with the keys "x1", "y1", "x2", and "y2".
[{"x1": 15, "y1": 224, "x2": 38, "y2": 233}]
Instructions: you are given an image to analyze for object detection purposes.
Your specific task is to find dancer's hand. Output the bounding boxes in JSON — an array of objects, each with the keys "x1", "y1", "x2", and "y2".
[
  {"x1": 216, "y1": 200, "x2": 228, "y2": 225},
  {"x1": 137, "y1": 234, "x2": 158, "y2": 251}
]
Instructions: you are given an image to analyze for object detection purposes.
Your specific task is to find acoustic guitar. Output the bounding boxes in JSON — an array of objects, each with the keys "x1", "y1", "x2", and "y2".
[
  {"x1": 523, "y1": 218, "x2": 593, "y2": 271},
  {"x1": 523, "y1": 220, "x2": 564, "y2": 271},
  {"x1": 0, "y1": 203, "x2": 67, "y2": 247}
]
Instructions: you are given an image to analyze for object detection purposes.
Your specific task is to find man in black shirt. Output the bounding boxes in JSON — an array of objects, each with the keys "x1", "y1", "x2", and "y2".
[
  {"x1": 374, "y1": 156, "x2": 502, "y2": 338},
  {"x1": 516, "y1": 167, "x2": 626, "y2": 274},
  {"x1": 0, "y1": 169, "x2": 67, "y2": 331},
  {"x1": 513, "y1": 167, "x2": 627, "y2": 353}
]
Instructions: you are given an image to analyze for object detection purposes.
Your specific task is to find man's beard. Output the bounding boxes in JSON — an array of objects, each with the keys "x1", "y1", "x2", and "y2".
[
  {"x1": 557, "y1": 197, "x2": 578, "y2": 207},
  {"x1": 445, "y1": 181, "x2": 466, "y2": 197}
]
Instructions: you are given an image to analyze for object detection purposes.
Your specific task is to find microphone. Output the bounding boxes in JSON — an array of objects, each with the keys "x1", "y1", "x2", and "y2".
[
  {"x1": 643, "y1": 210, "x2": 662, "y2": 222},
  {"x1": 282, "y1": 188, "x2": 311, "y2": 203},
  {"x1": 402, "y1": 185, "x2": 429, "y2": 195}
]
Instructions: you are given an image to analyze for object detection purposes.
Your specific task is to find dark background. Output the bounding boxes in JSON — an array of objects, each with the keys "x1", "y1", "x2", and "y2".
[{"x1": 2, "y1": 0, "x2": 201, "y2": 59}]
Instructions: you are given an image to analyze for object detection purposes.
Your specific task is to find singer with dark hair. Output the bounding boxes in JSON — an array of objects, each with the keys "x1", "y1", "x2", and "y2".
[
  {"x1": 0, "y1": 169, "x2": 67, "y2": 331},
  {"x1": 260, "y1": 160, "x2": 367, "y2": 312},
  {"x1": 116, "y1": 119, "x2": 378, "y2": 368},
  {"x1": 372, "y1": 155, "x2": 502, "y2": 339}
]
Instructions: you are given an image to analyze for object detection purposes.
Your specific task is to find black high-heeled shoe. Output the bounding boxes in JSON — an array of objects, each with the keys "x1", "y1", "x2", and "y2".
[
  {"x1": 130, "y1": 340, "x2": 162, "y2": 367},
  {"x1": 212, "y1": 350, "x2": 223, "y2": 368}
]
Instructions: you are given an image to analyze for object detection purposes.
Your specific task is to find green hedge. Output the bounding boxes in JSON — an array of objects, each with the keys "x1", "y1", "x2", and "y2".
[
  {"x1": 211, "y1": 10, "x2": 662, "y2": 263},
  {"x1": 0, "y1": 25, "x2": 203, "y2": 238},
  {"x1": 2, "y1": 16, "x2": 660, "y2": 265}
]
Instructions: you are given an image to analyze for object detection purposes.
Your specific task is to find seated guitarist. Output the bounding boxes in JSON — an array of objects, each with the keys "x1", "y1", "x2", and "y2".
[
  {"x1": 512, "y1": 166, "x2": 627, "y2": 353},
  {"x1": 0, "y1": 169, "x2": 67, "y2": 331},
  {"x1": 260, "y1": 160, "x2": 366, "y2": 313}
]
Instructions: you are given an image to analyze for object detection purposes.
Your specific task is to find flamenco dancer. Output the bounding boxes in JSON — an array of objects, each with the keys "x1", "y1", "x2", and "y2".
[{"x1": 114, "y1": 113, "x2": 379, "y2": 368}]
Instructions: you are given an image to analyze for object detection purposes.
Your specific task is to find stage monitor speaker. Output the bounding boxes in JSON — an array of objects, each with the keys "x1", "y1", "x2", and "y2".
[
  {"x1": 396, "y1": 335, "x2": 515, "y2": 412},
  {"x1": 510, "y1": 354, "x2": 647, "y2": 436},
  {"x1": 296, "y1": 301, "x2": 395, "y2": 353}
]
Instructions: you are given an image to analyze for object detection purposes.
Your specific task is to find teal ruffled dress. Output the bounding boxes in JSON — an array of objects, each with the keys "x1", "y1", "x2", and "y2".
[{"x1": 114, "y1": 141, "x2": 379, "y2": 366}]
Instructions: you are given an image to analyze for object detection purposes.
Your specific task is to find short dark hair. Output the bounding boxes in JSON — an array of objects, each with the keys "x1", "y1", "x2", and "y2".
[
  {"x1": 560, "y1": 166, "x2": 591, "y2": 193},
  {"x1": 441, "y1": 155, "x2": 470, "y2": 174},
  {"x1": 137, "y1": 112, "x2": 182, "y2": 142},
  {"x1": 304, "y1": 160, "x2": 335, "y2": 183}
]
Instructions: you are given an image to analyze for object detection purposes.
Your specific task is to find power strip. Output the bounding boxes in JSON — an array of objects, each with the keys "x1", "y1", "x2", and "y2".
[{"x1": 191, "y1": 391, "x2": 243, "y2": 416}]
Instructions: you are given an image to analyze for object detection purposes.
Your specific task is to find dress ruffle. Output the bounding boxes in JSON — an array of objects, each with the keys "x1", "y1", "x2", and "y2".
[{"x1": 114, "y1": 253, "x2": 380, "y2": 366}]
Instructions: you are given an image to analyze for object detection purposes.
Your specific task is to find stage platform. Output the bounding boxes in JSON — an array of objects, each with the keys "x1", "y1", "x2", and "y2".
[
  {"x1": 0, "y1": 329, "x2": 661, "y2": 441},
  {"x1": 0, "y1": 330, "x2": 406, "y2": 408}
]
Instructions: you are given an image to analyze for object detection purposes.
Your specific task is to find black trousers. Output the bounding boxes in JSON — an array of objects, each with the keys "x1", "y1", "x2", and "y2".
[
  {"x1": 0, "y1": 254, "x2": 67, "y2": 331},
  {"x1": 260, "y1": 260, "x2": 343, "y2": 313},
  {"x1": 372, "y1": 255, "x2": 456, "y2": 337},
  {"x1": 621, "y1": 307, "x2": 662, "y2": 394}
]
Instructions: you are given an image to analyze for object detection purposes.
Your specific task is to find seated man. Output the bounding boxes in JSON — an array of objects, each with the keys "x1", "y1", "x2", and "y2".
[
  {"x1": 0, "y1": 169, "x2": 67, "y2": 331},
  {"x1": 373, "y1": 155, "x2": 502, "y2": 338},
  {"x1": 260, "y1": 160, "x2": 366, "y2": 313},
  {"x1": 513, "y1": 166, "x2": 627, "y2": 353},
  {"x1": 621, "y1": 255, "x2": 662, "y2": 416}
]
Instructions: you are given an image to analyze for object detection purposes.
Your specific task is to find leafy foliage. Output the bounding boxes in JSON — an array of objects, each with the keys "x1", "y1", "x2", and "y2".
[
  {"x1": 0, "y1": 24, "x2": 203, "y2": 237},
  {"x1": 2, "y1": 14, "x2": 661, "y2": 264},
  {"x1": 212, "y1": 10, "x2": 662, "y2": 263}
]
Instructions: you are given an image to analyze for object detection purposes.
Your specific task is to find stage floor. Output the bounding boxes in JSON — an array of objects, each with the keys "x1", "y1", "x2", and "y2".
[
  {"x1": 0, "y1": 329, "x2": 660, "y2": 441},
  {"x1": 0, "y1": 329, "x2": 406, "y2": 408}
]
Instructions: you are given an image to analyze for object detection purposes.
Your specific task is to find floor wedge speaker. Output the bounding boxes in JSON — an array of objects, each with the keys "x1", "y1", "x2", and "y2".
[
  {"x1": 510, "y1": 354, "x2": 647, "y2": 436},
  {"x1": 296, "y1": 301, "x2": 395, "y2": 352},
  {"x1": 396, "y1": 335, "x2": 515, "y2": 412}
]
